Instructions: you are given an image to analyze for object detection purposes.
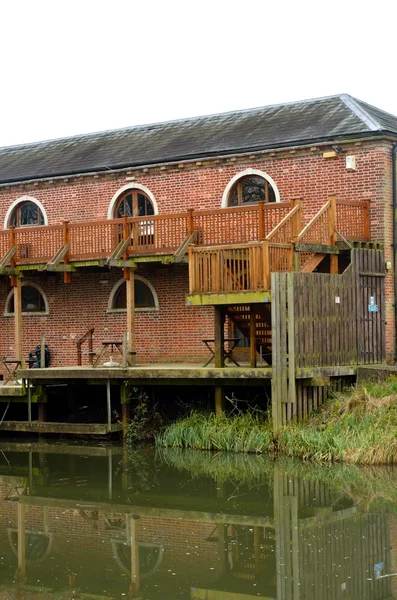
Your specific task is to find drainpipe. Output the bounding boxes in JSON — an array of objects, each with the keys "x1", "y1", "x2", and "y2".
[{"x1": 392, "y1": 143, "x2": 397, "y2": 360}]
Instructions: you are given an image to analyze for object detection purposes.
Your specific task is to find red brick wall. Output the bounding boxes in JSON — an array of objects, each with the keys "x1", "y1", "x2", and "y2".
[{"x1": 0, "y1": 138, "x2": 394, "y2": 365}]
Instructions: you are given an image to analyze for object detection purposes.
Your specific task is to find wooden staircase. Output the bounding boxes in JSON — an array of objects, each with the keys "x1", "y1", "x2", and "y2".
[{"x1": 226, "y1": 305, "x2": 272, "y2": 365}]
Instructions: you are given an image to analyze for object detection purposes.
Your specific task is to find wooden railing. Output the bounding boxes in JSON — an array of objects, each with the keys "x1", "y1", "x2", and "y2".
[
  {"x1": 336, "y1": 199, "x2": 370, "y2": 241},
  {"x1": 0, "y1": 198, "x2": 370, "y2": 268},
  {"x1": 296, "y1": 196, "x2": 370, "y2": 246},
  {"x1": 188, "y1": 241, "x2": 294, "y2": 294}
]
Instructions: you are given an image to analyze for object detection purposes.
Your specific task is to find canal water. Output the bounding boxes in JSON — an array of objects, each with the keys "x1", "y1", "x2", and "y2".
[{"x1": 0, "y1": 441, "x2": 395, "y2": 600}]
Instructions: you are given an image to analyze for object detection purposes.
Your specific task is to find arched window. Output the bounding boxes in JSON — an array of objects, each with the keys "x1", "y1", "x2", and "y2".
[
  {"x1": 5, "y1": 283, "x2": 48, "y2": 315},
  {"x1": 108, "y1": 277, "x2": 158, "y2": 312},
  {"x1": 222, "y1": 169, "x2": 280, "y2": 208},
  {"x1": 107, "y1": 184, "x2": 158, "y2": 220},
  {"x1": 11, "y1": 201, "x2": 45, "y2": 226},
  {"x1": 4, "y1": 196, "x2": 48, "y2": 229},
  {"x1": 115, "y1": 190, "x2": 155, "y2": 218},
  {"x1": 229, "y1": 175, "x2": 276, "y2": 206}
]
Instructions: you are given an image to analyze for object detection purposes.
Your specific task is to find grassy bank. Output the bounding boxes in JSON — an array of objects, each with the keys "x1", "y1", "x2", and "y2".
[{"x1": 155, "y1": 380, "x2": 397, "y2": 464}]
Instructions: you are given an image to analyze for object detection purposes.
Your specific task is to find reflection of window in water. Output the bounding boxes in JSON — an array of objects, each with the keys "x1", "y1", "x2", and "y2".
[
  {"x1": 7, "y1": 530, "x2": 53, "y2": 562},
  {"x1": 111, "y1": 540, "x2": 164, "y2": 579}
]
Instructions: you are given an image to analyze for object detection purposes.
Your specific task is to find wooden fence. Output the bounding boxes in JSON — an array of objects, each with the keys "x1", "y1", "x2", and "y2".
[
  {"x1": 274, "y1": 467, "x2": 392, "y2": 600},
  {"x1": 271, "y1": 247, "x2": 386, "y2": 429}
]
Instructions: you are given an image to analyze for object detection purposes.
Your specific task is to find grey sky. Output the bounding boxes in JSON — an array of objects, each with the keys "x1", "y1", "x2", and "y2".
[{"x1": 1, "y1": 0, "x2": 395, "y2": 147}]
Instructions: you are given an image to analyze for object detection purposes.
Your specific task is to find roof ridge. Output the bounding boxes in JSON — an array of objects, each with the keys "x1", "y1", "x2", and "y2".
[{"x1": 340, "y1": 94, "x2": 381, "y2": 131}]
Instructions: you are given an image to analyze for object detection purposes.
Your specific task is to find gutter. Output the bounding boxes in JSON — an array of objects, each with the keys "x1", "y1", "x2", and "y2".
[{"x1": 393, "y1": 143, "x2": 397, "y2": 360}]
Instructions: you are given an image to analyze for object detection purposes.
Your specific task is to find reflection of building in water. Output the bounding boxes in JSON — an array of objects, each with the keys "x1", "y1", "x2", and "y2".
[{"x1": 0, "y1": 446, "x2": 394, "y2": 600}]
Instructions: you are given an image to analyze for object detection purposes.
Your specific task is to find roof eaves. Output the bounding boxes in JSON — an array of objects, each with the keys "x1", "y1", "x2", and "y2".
[{"x1": 340, "y1": 94, "x2": 381, "y2": 131}]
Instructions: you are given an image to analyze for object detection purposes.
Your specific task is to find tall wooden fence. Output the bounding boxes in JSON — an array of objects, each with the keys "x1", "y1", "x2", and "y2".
[{"x1": 272, "y1": 247, "x2": 385, "y2": 429}]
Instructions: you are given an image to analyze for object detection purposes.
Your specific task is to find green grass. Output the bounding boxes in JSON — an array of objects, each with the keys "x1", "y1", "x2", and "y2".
[
  {"x1": 153, "y1": 379, "x2": 397, "y2": 464},
  {"x1": 277, "y1": 382, "x2": 397, "y2": 464},
  {"x1": 155, "y1": 410, "x2": 273, "y2": 454}
]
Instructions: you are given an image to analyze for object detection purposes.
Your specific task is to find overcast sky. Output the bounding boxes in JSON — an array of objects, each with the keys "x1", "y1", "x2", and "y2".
[{"x1": 1, "y1": 0, "x2": 395, "y2": 147}]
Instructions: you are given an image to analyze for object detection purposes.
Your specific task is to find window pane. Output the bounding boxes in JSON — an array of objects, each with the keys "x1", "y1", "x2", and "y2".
[
  {"x1": 117, "y1": 194, "x2": 133, "y2": 218},
  {"x1": 11, "y1": 202, "x2": 45, "y2": 226},
  {"x1": 241, "y1": 177, "x2": 265, "y2": 204},
  {"x1": 137, "y1": 194, "x2": 154, "y2": 216},
  {"x1": 135, "y1": 280, "x2": 155, "y2": 307},
  {"x1": 8, "y1": 286, "x2": 45, "y2": 313},
  {"x1": 113, "y1": 284, "x2": 126, "y2": 309},
  {"x1": 229, "y1": 188, "x2": 238, "y2": 206},
  {"x1": 112, "y1": 281, "x2": 155, "y2": 309}
]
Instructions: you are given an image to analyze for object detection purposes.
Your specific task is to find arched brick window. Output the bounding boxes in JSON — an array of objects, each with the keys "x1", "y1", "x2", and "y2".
[
  {"x1": 4, "y1": 196, "x2": 48, "y2": 228},
  {"x1": 5, "y1": 282, "x2": 49, "y2": 315},
  {"x1": 222, "y1": 169, "x2": 280, "y2": 208},
  {"x1": 114, "y1": 189, "x2": 155, "y2": 218},
  {"x1": 108, "y1": 276, "x2": 158, "y2": 312}
]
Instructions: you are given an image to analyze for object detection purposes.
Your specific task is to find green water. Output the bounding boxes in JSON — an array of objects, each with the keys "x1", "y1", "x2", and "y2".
[{"x1": 0, "y1": 442, "x2": 395, "y2": 600}]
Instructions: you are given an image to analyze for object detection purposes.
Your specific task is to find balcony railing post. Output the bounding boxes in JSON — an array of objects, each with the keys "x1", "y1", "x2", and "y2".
[
  {"x1": 258, "y1": 202, "x2": 265, "y2": 240},
  {"x1": 9, "y1": 226, "x2": 16, "y2": 287},
  {"x1": 262, "y1": 240, "x2": 270, "y2": 290},
  {"x1": 328, "y1": 195, "x2": 338, "y2": 274},
  {"x1": 291, "y1": 198, "x2": 303, "y2": 238},
  {"x1": 364, "y1": 202, "x2": 371, "y2": 241},
  {"x1": 63, "y1": 221, "x2": 71, "y2": 283},
  {"x1": 188, "y1": 245, "x2": 195, "y2": 294},
  {"x1": 187, "y1": 208, "x2": 194, "y2": 236}
]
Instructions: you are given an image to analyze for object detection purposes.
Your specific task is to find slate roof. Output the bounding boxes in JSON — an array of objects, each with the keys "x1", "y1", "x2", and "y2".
[{"x1": 1, "y1": 94, "x2": 397, "y2": 184}]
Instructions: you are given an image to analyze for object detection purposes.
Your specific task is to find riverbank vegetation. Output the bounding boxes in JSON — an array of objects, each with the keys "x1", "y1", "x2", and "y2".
[{"x1": 154, "y1": 379, "x2": 397, "y2": 464}]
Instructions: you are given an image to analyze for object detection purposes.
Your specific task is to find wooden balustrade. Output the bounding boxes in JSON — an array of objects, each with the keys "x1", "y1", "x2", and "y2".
[
  {"x1": 188, "y1": 241, "x2": 294, "y2": 294},
  {"x1": 0, "y1": 199, "x2": 370, "y2": 268},
  {"x1": 336, "y1": 199, "x2": 370, "y2": 241}
]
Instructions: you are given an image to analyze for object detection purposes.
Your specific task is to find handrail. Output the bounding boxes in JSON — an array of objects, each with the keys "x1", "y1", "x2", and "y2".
[
  {"x1": 295, "y1": 200, "x2": 330, "y2": 243},
  {"x1": 76, "y1": 328, "x2": 95, "y2": 366},
  {"x1": 266, "y1": 204, "x2": 301, "y2": 241}
]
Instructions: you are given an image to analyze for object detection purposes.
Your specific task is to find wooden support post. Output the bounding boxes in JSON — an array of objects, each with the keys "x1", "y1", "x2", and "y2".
[
  {"x1": 27, "y1": 382, "x2": 32, "y2": 422},
  {"x1": 106, "y1": 380, "x2": 112, "y2": 432},
  {"x1": 250, "y1": 305, "x2": 257, "y2": 368},
  {"x1": 215, "y1": 386, "x2": 225, "y2": 416},
  {"x1": 121, "y1": 382, "x2": 131, "y2": 437},
  {"x1": 328, "y1": 195, "x2": 338, "y2": 274},
  {"x1": 38, "y1": 401, "x2": 47, "y2": 423},
  {"x1": 126, "y1": 268, "x2": 136, "y2": 366},
  {"x1": 40, "y1": 333, "x2": 45, "y2": 368},
  {"x1": 108, "y1": 451, "x2": 113, "y2": 501},
  {"x1": 287, "y1": 274, "x2": 297, "y2": 407},
  {"x1": 217, "y1": 524, "x2": 228, "y2": 574},
  {"x1": 254, "y1": 526, "x2": 262, "y2": 577},
  {"x1": 214, "y1": 306, "x2": 225, "y2": 368},
  {"x1": 129, "y1": 517, "x2": 140, "y2": 595},
  {"x1": 14, "y1": 277, "x2": 23, "y2": 363},
  {"x1": 17, "y1": 503, "x2": 26, "y2": 579}
]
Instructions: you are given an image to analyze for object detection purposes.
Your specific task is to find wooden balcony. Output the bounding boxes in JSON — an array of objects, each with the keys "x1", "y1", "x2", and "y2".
[
  {"x1": 0, "y1": 198, "x2": 370, "y2": 285},
  {"x1": 187, "y1": 197, "x2": 370, "y2": 300}
]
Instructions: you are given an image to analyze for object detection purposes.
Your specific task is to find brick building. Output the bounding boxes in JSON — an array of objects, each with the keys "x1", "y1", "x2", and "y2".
[{"x1": 0, "y1": 93, "x2": 396, "y2": 371}]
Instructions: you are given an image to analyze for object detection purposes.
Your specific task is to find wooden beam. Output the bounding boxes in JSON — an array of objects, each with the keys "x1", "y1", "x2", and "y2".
[
  {"x1": 14, "y1": 278, "x2": 23, "y2": 363},
  {"x1": 214, "y1": 306, "x2": 225, "y2": 368},
  {"x1": 17, "y1": 503, "x2": 26, "y2": 579},
  {"x1": 0, "y1": 246, "x2": 16, "y2": 269},
  {"x1": 126, "y1": 268, "x2": 136, "y2": 365},
  {"x1": 129, "y1": 517, "x2": 140, "y2": 594},
  {"x1": 215, "y1": 386, "x2": 225, "y2": 416},
  {"x1": 250, "y1": 306, "x2": 257, "y2": 368}
]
